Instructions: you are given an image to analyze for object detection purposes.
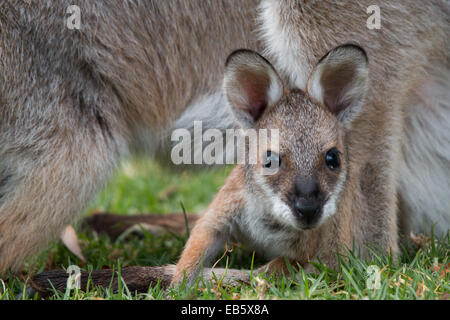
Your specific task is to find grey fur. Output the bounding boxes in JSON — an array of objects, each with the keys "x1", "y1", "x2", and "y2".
[{"x1": 0, "y1": 0, "x2": 260, "y2": 274}]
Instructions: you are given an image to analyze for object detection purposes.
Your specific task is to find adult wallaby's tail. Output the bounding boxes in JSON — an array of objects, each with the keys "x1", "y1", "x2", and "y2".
[
  {"x1": 30, "y1": 265, "x2": 250, "y2": 297},
  {"x1": 30, "y1": 266, "x2": 176, "y2": 298}
]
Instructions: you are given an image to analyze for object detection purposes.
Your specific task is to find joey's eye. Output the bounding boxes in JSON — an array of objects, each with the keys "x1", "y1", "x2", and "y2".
[
  {"x1": 263, "y1": 151, "x2": 281, "y2": 169},
  {"x1": 325, "y1": 148, "x2": 340, "y2": 171}
]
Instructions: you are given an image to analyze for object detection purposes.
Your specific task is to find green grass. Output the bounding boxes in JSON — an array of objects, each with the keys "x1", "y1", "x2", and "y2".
[{"x1": 0, "y1": 158, "x2": 448, "y2": 300}]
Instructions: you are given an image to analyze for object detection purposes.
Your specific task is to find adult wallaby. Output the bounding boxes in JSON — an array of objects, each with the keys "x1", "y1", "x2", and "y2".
[{"x1": 0, "y1": 0, "x2": 261, "y2": 275}]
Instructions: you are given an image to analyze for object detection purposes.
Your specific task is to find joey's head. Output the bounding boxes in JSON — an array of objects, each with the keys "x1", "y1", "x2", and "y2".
[{"x1": 223, "y1": 45, "x2": 369, "y2": 230}]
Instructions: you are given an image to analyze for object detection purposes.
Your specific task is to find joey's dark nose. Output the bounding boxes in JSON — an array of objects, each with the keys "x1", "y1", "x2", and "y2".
[{"x1": 294, "y1": 201, "x2": 320, "y2": 223}]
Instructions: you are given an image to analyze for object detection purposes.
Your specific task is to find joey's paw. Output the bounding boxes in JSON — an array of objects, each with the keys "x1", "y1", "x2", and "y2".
[
  {"x1": 206, "y1": 268, "x2": 250, "y2": 286},
  {"x1": 170, "y1": 276, "x2": 183, "y2": 288},
  {"x1": 170, "y1": 269, "x2": 193, "y2": 289},
  {"x1": 254, "y1": 264, "x2": 271, "y2": 276},
  {"x1": 170, "y1": 267, "x2": 250, "y2": 289},
  {"x1": 302, "y1": 263, "x2": 318, "y2": 274}
]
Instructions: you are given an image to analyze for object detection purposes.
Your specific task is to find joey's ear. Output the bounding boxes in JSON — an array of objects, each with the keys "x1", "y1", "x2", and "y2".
[
  {"x1": 307, "y1": 44, "x2": 369, "y2": 127},
  {"x1": 224, "y1": 49, "x2": 283, "y2": 127}
]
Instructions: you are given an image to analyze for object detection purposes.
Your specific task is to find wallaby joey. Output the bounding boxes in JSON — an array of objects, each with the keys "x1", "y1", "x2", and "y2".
[
  {"x1": 173, "y1": 0, "x2": 450, "y2": 285},
  {"x1": 173, "y1": 46, "x2": 398, "y2": 286}
]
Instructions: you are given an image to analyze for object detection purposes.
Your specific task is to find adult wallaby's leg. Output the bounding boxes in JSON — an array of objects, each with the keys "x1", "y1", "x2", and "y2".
[
  {"x1": 0, "y1": 132, "x2": 124, "y2": 274},
  {"x1": 398, "y1": 65, "x2": 450, "y2": 237},
  {"x1": 0, "y1": 82, "x2": 127, "y2": 274},
  {"x1": 0, "y1": 1, "x2": 132, "y2": 274}
]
